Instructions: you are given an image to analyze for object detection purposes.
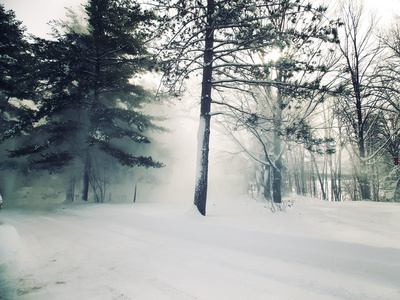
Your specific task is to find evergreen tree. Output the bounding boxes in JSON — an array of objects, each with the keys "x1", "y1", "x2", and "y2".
[
  {"x1": 9, "y1": 0, "x2": 163, "y2": 202},
  {"x1": 0, "y1": 5, "x2": 37, "y2": 142}
]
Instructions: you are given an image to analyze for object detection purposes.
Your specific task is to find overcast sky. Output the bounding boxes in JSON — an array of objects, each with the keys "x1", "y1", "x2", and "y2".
[
  {"x1": 1, "y1": 0, "x2": 400, "y2": 38},
  {"x1": 1, "y1": 0, "x2": 85, "y2": 38}
]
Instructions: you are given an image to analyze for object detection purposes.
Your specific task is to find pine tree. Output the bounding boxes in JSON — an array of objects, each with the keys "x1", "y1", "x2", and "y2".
[
  {"x1": 8, "y1": 0, "x2": 163, "y2": 202},
  {"x1": 0, "y1": 5, "x2": 37, "y2": 142},
  {"x1": 158, "y1": 0, "x2": 339, "y2": 214}
]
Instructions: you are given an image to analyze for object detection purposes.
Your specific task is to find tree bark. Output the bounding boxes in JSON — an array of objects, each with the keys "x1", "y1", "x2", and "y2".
[
  {"x1": 82, "y1": 165, "x2": 90, "y2": 201},
  {"x1": 357, "y1": 97, "x2": 371, "y2": 200},
  {"x1": 272, "y1": 163, "x2": 282, "y2": 203},
  {"x1": 271, "y1": 74, "x2": 284, "y2": 204},
  {"x1": 272, "y1": 91, "x2": 283, "y2": 203},
  {"x1": 337, "y1": 136, "x2": 342, "y2": 201},
  {"x1": 310, "y1": 152, "x2": 327, "y2": 200},
  {"x1": 194, "y1": 0, "x2": 214, "y2": 216},
  {"x1": 133, "y1": 184, "x2": 137, "y2": 203},
  {"x1": 310, "y1": 157, "x2": 316, "y2": 197},
  {"x1": 262, "y1": 165, "x2": 272, "y2": 200},
  {"x1": 67, "y1": 175, "x2": 76, "y2": 202}
]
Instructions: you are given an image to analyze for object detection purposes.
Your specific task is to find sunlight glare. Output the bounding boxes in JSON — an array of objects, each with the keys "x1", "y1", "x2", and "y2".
[{"x1": 266, "y1": 48, "x2": 282, "y2": 62}]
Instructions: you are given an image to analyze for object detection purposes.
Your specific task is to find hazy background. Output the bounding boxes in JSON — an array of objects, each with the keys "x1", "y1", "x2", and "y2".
[{"x1": 1, "y1": 0, "x2": 399, "y2": 207}]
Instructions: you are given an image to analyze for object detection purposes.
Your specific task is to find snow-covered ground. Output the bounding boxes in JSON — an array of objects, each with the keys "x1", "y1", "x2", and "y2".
[{"x1": 0, "y1": 196, "x2": 399, "y2": 300}]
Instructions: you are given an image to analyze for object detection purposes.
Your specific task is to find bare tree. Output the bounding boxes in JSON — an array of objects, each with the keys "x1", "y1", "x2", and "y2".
[
  {"x1": 212, "y1": 23, "x2": 338, "y2": 203},
  {"x1": 335, "y1": 0, "x2": 382, "y2": 200}
]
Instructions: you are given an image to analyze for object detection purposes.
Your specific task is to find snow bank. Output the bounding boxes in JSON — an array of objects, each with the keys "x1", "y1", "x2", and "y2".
[
  {"x1": 0, "y1": 222, "x2": 20, "y2": 265},
  {"x1": 0, "y1": 221, "x2": 21, "y2": 299}
]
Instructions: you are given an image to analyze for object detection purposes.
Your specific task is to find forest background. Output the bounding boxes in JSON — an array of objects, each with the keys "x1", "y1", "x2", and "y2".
[{"x1": 1, "y1": 0, "x2": 400, "y2": 215}]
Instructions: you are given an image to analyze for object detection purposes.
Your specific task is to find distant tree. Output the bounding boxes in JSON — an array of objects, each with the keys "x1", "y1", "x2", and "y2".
[
  {"x1": 379, "y1": 17, "x2": 400, "y2": 163},
  {"x1": 373, "y1": 18, "x2": 400, "y2": 201},
  {"x1": 205, "y1": 1, "x2": 338, "y2": 204},
  {"x1": 336, "y1": 0, "x2": 382, "y2": 201},
  {"x1": 8, "y1": 0, "x2": 163, "y2": 202}
]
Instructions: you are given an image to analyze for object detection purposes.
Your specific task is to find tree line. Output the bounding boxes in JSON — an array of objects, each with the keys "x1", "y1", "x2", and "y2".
[{"x1": 1, "y1": 0, "x2": 399, "y2": 214}]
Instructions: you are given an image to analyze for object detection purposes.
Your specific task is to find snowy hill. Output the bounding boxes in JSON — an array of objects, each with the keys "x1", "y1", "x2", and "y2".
[{"x1": 0, "y1": 197, "x2": 399, "y2": 299}]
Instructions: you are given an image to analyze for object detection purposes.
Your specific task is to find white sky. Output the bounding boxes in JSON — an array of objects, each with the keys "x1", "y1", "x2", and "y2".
[
  {"x1": 365, "y1": 0, "x2": 400, "y2": 19},
  {"x1": 1, "y1": 0, "x2": 86, "y2": 38},
  {"x1": 1, "y1": 0, "x2": 400, "y2": 38}
]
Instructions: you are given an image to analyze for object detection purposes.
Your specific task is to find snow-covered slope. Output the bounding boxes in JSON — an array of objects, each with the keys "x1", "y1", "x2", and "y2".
[{"x1": 0, "y1": 197, "x2": 399, "y2": 299}]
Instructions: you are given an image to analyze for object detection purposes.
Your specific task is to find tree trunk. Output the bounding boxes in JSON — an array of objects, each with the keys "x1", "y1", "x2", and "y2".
[
  {"x1": 358, "y1": 150, "x2": 371, "y2": 200},
  {"x1": 287, "y1": 157, "x2": 293, "y2": 195},
  {"x1": 67, "y1": 175, "x2": 76, "y2": 202},
  {"x1": 262, "y1": 165, "x2": 272, "y2": 200},
  {"x1": 82, "y1": 165, "x2": 90, "y2": 201},
  {"x1": 334, "y1": 130, "x2": 343, "y2": 202},
  {"x1": 337, "y1": 140, "x2": 342, "y2": 201},
  {"x1": 311, "y1": 152, "x2": 327, "y2": 200},
  {"x1": 271, "y1": 73, "x2": 283, "y2": 204},
  {"x1": 355, "y1": 78, "x2": 370, "y2": 200},
  {"x1": 394, "y1": 175, "x2": 400, "y2": 201},
  {"x1": 329, "y1": 153, "x2": 335, "y2": 201},
  {"x1": 291, "y1": 149, "x2": 301, "y2": 195},
  {"x1": 310, "y1": 158, "x2": 316, "y2": 197},
  {"x1": 194, "y1": 0, "x2": 214, "y2": 216},
  {"x1": 133, "y1": 184, "x2": 137, "y2": 203},
  {"x1": 82, "y1": 40, "x2": 101, "y2": 203},
  {"x1": 272, "y1": 164, "x2": 282, "y2": 203},
  {"x1": 300, "y1": 147, "x2": 306, "y2": 196},
  {"x1": 359, "y1": 164, "x2": 370, "y2": 200}
]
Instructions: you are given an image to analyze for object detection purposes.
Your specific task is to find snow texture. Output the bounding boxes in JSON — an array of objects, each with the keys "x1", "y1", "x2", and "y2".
[{"x1": 0, "y1": 196, "x2": 399, "y2": 300}]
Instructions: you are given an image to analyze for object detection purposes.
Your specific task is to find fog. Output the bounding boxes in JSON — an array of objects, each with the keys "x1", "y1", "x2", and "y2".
[
  {"x1": 2, "y1": 0, "x2": 400, "y2": 207},
  {"x1": 0, "y1": 74, "x2": 247, "y2": 208},
  {"x1": 134, "y1": 83, "x2": 249, "y2": 205}
]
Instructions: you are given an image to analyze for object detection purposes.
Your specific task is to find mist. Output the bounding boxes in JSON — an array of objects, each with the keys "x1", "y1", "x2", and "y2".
[{"x1": 0, "y1": 81, "x2": 247, "y2": 209}]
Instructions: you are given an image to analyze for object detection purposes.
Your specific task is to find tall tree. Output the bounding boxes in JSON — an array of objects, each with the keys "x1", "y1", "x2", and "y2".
[
  {"x1": 371, "y1": 19, "x2": 400, "y2": 201},
  {"x1": 336, "y1": 0, "x2": 381, "y2": 200},
  {"x1": 0, "y1": 5, "x2": 38, "y2": 196},
  {"x1": 379, "y1": 17, "x2": 400, "y2": 164},
  {"x1": 209, "y1": 2, "x2": 338, "y2": 204},
  {"x1": 0, "y1": 5, "x2": 37, "y2": 143},
  {"x1": 8, "y1": 0, "x2": 163, "y2": 202},
  {"x1": 159, "y1": 0, "x2": 339, "y2": 215}
]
